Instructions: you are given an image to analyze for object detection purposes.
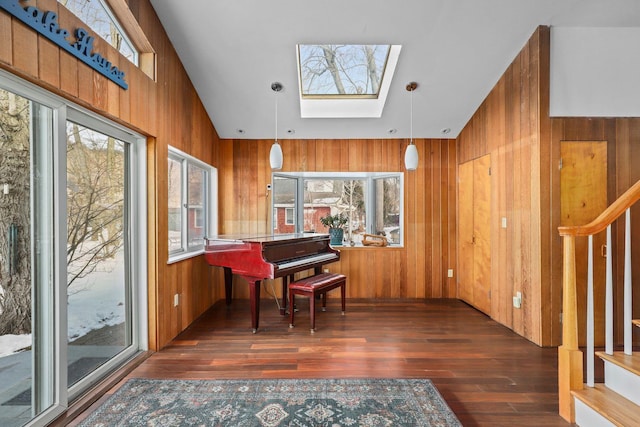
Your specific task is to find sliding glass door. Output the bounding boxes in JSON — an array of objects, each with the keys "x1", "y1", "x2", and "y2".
[{"x1": 0, "y1": 72, "x2": 146, "y2": 427}]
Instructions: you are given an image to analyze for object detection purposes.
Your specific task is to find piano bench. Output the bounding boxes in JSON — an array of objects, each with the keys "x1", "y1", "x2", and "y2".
[{"x1": 288, "y1": 273, "x2": 346, "y2": 333}]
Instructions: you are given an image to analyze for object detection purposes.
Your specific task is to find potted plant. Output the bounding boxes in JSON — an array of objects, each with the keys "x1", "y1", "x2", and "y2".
[{"x1": 319, "y1": 212, "x2": 348, "y2": 246}]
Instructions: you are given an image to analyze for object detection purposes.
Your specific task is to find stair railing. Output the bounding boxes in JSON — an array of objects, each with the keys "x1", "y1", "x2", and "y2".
[{"x1": 557, "y1": 179, "x2": 640, "y2": 423}]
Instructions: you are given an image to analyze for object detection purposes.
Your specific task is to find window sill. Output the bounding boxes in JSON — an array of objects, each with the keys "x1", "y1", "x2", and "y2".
[
  {"x1": 332, "y1": 244, "x2": 403, "y2": 249},
  {"x1": 167, "y1": 248, "x2": 204, "y2": 264}
]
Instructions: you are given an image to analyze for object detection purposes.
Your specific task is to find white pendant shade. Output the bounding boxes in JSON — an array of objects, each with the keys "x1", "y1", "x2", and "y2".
[
  {"x1": 270, "y1": 141, "x2": 283, "y2": 170},
  {"x1": 405, "y1": 82, "x2": 419, "y2": 171},
  {"x1": 404, "y1": 143, "x2": 418, "y2": 170}
]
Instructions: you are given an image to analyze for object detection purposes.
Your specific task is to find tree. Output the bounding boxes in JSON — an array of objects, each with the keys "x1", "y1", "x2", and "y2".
[
  {"x1": 0, "y1": 90, "x2": 32, "y2": 335},
  {"x1": 299, "y1": 44, "x2": 388, "y2": 96},
  {"x1": 66, "y1": 123, "x2": 124, "y2": 288}
]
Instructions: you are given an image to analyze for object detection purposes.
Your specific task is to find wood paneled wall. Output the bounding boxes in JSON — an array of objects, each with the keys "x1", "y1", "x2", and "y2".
[
  {"x1": 217, "y1": 138, "x2": 458, "y2": 300},
  {"x1": 550, "y1": 117, "x2": 640, "y2": 344},
  {"x1": 457, "y1": 26, "x2": 554, "y2": 346},
  {"x1": 458, "y1": 25, "x2": 640, "y2": 347},
  {"x1": 0, "y1": 0, "x2": 224, "y2": 350}
]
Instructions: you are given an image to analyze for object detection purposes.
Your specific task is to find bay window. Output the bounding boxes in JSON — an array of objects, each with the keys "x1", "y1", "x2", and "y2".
[{"x1": 272, "y1": 172, "x2": 403, "y2": 246}]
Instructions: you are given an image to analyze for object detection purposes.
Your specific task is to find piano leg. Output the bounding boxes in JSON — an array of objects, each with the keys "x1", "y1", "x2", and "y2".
[
  {"x1": 250, "y1": 279, "x2": 261, "y2": 333},
  {"x1": 280, "y1": 275, "x2": 294, "y2": 315},
  {"x1": 224, "y1": 267, "x2": 233, "y2": 305}
]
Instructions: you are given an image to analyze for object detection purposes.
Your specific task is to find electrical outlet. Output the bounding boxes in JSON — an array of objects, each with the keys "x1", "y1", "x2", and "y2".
[
  {"x1": 174, "y1": 293, "x2": 179, "y2": 307},
  {"x1": 513, "y1": 291, "x2": 522, "y2": 309},
  {"x1": 501, "y1": 217, "x2": 507, "y2": 228},
  {"x1": 447, "y1": 269, "x2": 454, "y2": 278},
  {"x1": 323, "y1": 268, "x2": 329, "y2": 273}
]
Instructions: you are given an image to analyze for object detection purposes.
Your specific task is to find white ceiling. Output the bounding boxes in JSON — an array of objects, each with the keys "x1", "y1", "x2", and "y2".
[{"x1": 148, "y1": 0, "x2": 640, "y2": 140}]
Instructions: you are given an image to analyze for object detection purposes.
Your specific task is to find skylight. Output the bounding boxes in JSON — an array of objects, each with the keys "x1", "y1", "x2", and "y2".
[
  {"x1": 298, "y1": 44, "x2": 390, "y2": 98},
  {"x1": 297, "y1": 44, "x2": 401, "y2": 118}
]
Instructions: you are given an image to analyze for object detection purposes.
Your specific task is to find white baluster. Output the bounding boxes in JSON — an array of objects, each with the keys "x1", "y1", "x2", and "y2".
[
  {"x1": 624, "y1": 208, "x2": 632, "y2": 355},
  {"x1": 587, "y1": 235, "x2": 594, "y2": 387},
  {"x1": 606, "y1": 225, "x2": 613, "y2": 355}
]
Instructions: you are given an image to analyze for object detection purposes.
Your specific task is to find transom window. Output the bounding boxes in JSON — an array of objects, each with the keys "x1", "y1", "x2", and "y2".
[
  {"x1": 273, "y1": 172, "x2": 403, "y2": 246},
  {"x1": 58, "y1": 0, "x2": 138, "y2": 65}
]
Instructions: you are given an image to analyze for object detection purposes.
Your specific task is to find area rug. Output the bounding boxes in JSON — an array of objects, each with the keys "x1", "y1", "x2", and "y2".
[{"x1": 79, "y1": 378, "x2": 461, "y2": 426}]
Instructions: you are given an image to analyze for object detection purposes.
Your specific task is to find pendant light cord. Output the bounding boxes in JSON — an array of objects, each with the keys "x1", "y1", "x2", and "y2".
[
  {"x1": 410, "y1": 86, "x2": 413, "y2": 145},
  {"x1": 274, "y1": 89, "x2": 278, "y2": 143}
]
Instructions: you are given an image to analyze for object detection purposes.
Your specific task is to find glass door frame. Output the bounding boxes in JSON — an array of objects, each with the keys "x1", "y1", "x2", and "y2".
[{"x1": 0, "y1": 69, "x2": 148, "y2": 427}]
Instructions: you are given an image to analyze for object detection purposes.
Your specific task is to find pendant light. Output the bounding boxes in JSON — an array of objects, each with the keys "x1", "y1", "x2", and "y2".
[
  {"x1": 270, "y1": 82, "x2": 283, "y2": 170},
  {"x1": 404, "y1": 82, "x2": 419, "y2": 171}
]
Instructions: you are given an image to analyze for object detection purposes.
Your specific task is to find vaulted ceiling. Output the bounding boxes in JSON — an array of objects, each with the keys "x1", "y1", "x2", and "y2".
[{"x1": 149, "y1": 0, "x2": 640, "y2": 140}]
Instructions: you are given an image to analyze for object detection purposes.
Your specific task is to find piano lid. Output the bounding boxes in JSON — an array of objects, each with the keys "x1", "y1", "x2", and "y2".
[{"x1": 205, "y1": 233, "x2": 329, "y2": 246}]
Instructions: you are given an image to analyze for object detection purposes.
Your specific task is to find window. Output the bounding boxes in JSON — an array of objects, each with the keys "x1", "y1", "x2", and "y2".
[
  {"x1": 272, "y1": 172, "x2": 403, "y2": 246},
  {"x1": 296, "y1": 44, "x2": 402, "y2": 118},
  {"x1": 285, "y1": 207, "x2": 295, "y2": 225},
  {"x1": 168, "y1": 147, "x2": 217, "y2": 263},
  {"x1": 58, "y1": 0, "x2": 138, "y2": 65}
]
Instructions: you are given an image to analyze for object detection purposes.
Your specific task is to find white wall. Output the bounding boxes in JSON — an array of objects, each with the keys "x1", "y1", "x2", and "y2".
[{"x1": 550, "y1": 27, "x2": 640, "y2": 117}]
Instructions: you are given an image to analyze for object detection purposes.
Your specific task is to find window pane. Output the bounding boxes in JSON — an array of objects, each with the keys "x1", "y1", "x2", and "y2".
[
  {"x1": 167, "y1": 157, "x2": 182, "y2": 253},
  {"x1": 59, "y1": 0, "x2": 138, "y2": 64},
  {"x1": 66, "y1": 121, "x2": 129, "y2": 387},
  {"x1": 304, "y1": 179, "x2": 366, "y2": 244},
  {"x1": 187, "y1": 163, "x2": 206, "y2": 248},
  {"x1": 298, "y1": 44, "x2": 390, "y2": 97},
  {"x1": 375, "y1": 176, "x2": 401, "y2": 244},
  {"x1": 273, "y1": 176, "x2": 297, "y2": 234}
]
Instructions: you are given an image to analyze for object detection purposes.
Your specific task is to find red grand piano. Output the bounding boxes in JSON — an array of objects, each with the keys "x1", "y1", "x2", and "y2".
[{"x1": 204, "y1": 233, "x2": 340, "y2": 332}]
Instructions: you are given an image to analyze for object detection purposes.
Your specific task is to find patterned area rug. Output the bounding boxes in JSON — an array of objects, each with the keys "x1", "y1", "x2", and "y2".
[{"x1": 79, "y1": 378, "x2": 461, "y2": 426}]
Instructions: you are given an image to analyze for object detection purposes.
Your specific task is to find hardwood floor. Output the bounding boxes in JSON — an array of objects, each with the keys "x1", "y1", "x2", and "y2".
[{"x1": 70, "y1": 298, "x2": 572, "y2": 426}]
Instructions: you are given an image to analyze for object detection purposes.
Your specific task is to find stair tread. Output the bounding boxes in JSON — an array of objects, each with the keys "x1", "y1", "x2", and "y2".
[
  {"x1": 596, "y1": 351, "x2": 640, "y2": 377},
  {"x1": 573, "y1": 384, "x2": 640, "y2": 427}
]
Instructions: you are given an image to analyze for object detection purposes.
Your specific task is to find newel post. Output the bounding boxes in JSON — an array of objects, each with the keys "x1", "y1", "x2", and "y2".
[{"x1": 558, "y1": 234, "x2": 583, "y2": 422}]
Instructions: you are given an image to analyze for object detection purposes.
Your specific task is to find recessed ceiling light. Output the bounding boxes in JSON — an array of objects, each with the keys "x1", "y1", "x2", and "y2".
[
  {"x1": 286, "y1": 129, "x2": 295, "y2": 135},
  {"x1": 441, "y1": 128, "x2": 451, "y2": 135},
  {"x1": 236, "y1": 128, "x2": 245, "y2": 134},
  {"x1": 388, "y1": 128, "x2": 397, "y2": 134}
]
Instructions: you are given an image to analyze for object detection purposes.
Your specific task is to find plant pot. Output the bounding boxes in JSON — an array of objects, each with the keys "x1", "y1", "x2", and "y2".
[{"x1": 328, "y1": 227, "x2": 344, "y2": 246}]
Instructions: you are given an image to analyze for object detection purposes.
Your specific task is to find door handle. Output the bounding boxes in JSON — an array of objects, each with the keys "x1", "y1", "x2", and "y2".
[{"x1": 601, "y1": 244, "x2": 607, "y2": 258}]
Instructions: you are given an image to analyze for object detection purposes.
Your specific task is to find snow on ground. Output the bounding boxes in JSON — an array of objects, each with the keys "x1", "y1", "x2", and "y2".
[
  {"x1": 67, "y1": 249, "x2": 126, "y2": 341},
  {"x1": 0, "y1": 334, "x2": 32, "y2": 357},
  {"x1": 0, "y1": 249, "x2": 125, "y2": 357}
]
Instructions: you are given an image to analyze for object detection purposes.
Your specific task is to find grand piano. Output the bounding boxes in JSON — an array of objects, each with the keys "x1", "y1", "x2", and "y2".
[{"x1": 204, "y1": 233, "x2": 340, "y2": 332}]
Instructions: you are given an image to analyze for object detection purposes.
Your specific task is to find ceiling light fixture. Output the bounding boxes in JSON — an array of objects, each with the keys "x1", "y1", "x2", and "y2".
[
  {"x1": 270, "y1": 82, "x2": 283, "y2": 170},
  {"x1": 404, "y1": 82, "x2": 419, "y2": 171}
]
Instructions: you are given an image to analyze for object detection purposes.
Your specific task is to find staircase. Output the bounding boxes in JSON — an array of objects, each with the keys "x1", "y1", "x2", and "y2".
[
  {"x1": 573, "y1": 344, "x2": 640, "y2": 426},
  {"x1": 558, "y1": 180, "x2": 640, "y2": 425}
]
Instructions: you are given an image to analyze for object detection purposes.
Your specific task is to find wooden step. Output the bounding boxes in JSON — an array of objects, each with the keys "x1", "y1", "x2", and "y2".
[
  {"x1": 597, "y1": 351, "x2": 640, "y2": 377},
  {"x1": 573, "y1": 384, "x2": 640, "y2": 427}
]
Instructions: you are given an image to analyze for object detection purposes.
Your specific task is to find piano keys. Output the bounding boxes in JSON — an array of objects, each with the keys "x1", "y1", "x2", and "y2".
[{"x1": 204, "y1": 233, "x2": 340, "y2": 332}]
